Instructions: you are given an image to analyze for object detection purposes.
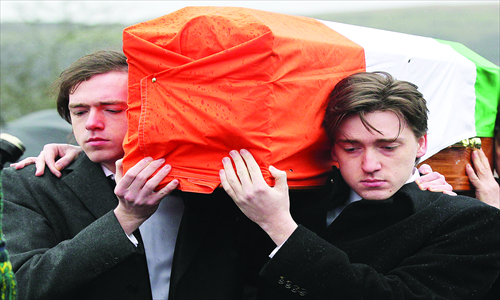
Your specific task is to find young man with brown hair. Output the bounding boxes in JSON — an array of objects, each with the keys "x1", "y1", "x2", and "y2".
[
  {"x1": 220, "y1": 71, "x2": 500, "y2": 299},
  {"x1": 1, "y1": 50, "x2": 179, "y2": 299}
]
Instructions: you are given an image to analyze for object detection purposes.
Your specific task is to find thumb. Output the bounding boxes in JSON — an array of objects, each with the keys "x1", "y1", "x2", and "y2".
[
  {"x1": 115, "y1": 159, "x2": 124, "y2": 183},
  {"x1": 269, "y1": 166, "x2": 288, "y2": 191}
]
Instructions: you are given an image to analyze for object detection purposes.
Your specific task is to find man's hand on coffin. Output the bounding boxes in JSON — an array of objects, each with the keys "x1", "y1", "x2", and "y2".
[
  {"x1": 113, "y1": 157, "x2": 179, "y2": 235},
  {"x1": 219, "y1": 149, "x2": 298, "y2": 246},
  {"x1": 11, "y1": 143, "x2": 82, "y2": 178},
  {"x1": 415, "y1": 164, "x2": 456, "y2": 196},
  {"x1": 466, "y1": 149, "x2": 500, "y2": 209}
]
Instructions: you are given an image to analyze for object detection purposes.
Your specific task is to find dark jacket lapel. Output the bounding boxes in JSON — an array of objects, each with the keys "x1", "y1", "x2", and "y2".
[{"x1": 61, "y1": 153, "x2": 118, "y2": 219}]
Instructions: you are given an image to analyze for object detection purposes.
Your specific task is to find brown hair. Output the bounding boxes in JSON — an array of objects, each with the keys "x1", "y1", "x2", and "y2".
[
  {"x1": 52, "y1": 50, "x2": 128, "y2": 123},
  {"x1": 323, "y1": 71, "x2": 428, "y2": 144}
]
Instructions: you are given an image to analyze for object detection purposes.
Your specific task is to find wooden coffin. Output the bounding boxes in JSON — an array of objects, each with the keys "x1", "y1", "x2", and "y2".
[{"x1": 417, "y1": 137, "x2": 494, "y2": 193}]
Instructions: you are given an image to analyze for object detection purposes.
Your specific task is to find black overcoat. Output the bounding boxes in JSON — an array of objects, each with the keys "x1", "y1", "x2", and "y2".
[{"x1": 258, "y1": 169, "x2": 500, "y2": 299}]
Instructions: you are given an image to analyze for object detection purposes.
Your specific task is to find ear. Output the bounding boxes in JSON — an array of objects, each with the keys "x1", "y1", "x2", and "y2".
[
  {"x1": 416, "y1": 134, "x2": 428, "y2": 158},
  {"x1": 331, "y1": 146, "x2": 338, "y2": 162}
]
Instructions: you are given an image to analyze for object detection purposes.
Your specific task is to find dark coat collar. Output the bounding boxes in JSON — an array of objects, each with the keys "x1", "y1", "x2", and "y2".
[{"x1": 61, "y1": 153, "x2": 118, "y2": 219}]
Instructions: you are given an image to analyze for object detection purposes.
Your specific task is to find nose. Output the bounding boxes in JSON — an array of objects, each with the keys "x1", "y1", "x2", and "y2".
[
  {"x1": 361, "y1": 149, "x2": 381, "y2": 173},
  {"x1": 85, "y1": 109, "x2": 104, "y2": 131}
]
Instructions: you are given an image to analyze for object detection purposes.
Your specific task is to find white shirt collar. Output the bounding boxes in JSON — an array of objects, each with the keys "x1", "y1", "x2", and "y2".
[{"x1": 101, "y1": 165, "x2": 115, "y2": 180}]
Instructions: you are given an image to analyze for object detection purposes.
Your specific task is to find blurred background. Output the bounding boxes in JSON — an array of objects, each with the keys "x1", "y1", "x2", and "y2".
[{"x1": 1, "y1": 0, "x2": 499, "y2": 160}]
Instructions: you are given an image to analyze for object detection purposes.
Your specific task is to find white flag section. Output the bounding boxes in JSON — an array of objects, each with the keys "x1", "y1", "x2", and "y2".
[{"x1": 319, "y1": 20, "x2": 478, "y2": 162}]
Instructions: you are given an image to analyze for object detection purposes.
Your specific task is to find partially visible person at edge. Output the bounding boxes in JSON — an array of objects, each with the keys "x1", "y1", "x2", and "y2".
[
  {"x1": 1, "y1": 185, "x2": 16, "y2": 300},
  {"x1": 464, "y1": 107, "x2": 500, "y2": 299},
  {"x1": 1, "y1": 50, "x2": 181, "y2": 300},
  {"x1": 465, "y1": 105, "x2": 500, "y2": 209},
  {"x1": 219, "y1": 71, "x2": 500, "y2": 299}
]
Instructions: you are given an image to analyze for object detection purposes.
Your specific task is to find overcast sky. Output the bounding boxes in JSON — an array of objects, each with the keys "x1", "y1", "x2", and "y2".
[{"x1": 1, "y1": 1, "x2": 496, "y2": 25}]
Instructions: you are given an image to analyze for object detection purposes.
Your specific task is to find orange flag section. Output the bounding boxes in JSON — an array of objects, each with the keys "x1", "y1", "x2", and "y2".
[{"x1": 122, "y1": 6, "x2": 365, "y2": 194}]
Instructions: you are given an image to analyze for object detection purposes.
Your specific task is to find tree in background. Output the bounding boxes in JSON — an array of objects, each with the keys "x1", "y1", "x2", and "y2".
[{"x1": 0, "y1": 1, "x2": 123, "y2": 125}]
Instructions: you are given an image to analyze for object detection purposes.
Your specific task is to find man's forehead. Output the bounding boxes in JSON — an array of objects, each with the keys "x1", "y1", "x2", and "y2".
[
  {"x1": 335, "y1": 112, "x2": 409, "y2": 142},
  {"x1": 68, "y1": 71, "x2": 128, "y2": 103}
]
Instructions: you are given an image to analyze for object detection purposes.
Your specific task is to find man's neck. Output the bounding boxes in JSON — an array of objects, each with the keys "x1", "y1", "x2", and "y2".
[
  {"x1": 103, "y1": 163, "x2": 116, "y2": 174},
  {"x1": 101, "y1": 164, "x2": 115, "y2": 179}
]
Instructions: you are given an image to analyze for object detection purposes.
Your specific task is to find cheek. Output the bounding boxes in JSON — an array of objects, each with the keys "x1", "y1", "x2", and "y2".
[
  {"x1": 112, "y1": 125, "x2": 128, "y2": 144},
  {"x1": 337, "y1": 155, "x2": 359, "y2": 176},
  {"x1": 337, "y1": 164, "x2": 358, "y2": 189},
  {"x1": 392, "y1": 156, "x2": 417, "y2": 181},
  {"x1": 108, "y1": 116, "x2": 128, "y2": 137},
  {"x1": 70, "y1": 122, "x2": 86, "y2": 141}
]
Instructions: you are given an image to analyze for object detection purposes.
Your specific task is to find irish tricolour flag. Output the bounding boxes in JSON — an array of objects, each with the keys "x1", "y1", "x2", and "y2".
[{"x1": 319, "y1": 20, "x2": 500, "y2": 162}]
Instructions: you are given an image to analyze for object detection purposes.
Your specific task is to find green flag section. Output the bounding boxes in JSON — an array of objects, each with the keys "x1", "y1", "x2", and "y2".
[
  {"x1": 437, "y1": 39, "x2": 500, "y2": 138},
  {"x1": 319, "y1": 20, "x2": 499, "y2": 161}
]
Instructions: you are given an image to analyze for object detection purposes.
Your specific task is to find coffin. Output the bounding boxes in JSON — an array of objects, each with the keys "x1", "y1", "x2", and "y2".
[
  {"x1": 418, "y1": 137, "x2": 495, "y2": 193},
  {"x1": 122, "y1": 6, "x2": 499, "y2": 194}
]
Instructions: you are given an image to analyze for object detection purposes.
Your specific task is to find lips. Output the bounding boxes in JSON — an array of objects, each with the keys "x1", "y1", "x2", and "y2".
[
  {"x1": 86, "y1": 137, "x2": 108, "y2": 147},
  {"x1": 360, "y1": 179, "x2": 385, "y2": 188}
]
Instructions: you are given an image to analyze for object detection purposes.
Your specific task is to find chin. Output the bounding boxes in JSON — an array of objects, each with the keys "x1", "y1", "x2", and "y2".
[
  {"x1": 358, "y1": 191, "x2": 393, "y2": 201},
  {"x1": 86, "y1": 152, "x2": 115, "y2": 165}
]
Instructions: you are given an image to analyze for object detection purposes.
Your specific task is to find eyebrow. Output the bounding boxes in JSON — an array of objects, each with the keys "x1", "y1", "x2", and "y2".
[
  {"x1": 337, "y1": 137, "x2": 401, "y2": 144},
  {"x1": 68, "y1": 101, "x2": 127, "y2": 109}
]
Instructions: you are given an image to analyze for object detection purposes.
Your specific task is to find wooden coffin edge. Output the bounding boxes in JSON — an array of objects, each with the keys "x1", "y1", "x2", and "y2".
[{"x1": 417, "y1": 137, "x2": 494, "y2": 194}]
